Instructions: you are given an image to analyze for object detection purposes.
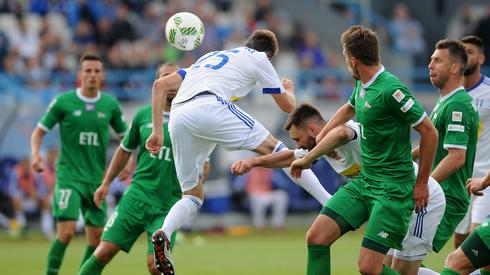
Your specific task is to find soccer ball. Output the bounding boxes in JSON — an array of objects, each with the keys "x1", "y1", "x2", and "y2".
[{"x1": 165, "y1": 12, "x2": 205, "y2": 51}]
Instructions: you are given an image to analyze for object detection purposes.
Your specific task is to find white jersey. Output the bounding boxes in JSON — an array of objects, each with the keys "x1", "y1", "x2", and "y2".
[
  {"x1": 294, "y1": 120, "x2": 362, "y2": 177},
  {"x1": 467, "y1": 75, "x2": 490, "y2": 178},
  {"x1": 173, "y1": 47, "x2": 285, "y2": 104}
]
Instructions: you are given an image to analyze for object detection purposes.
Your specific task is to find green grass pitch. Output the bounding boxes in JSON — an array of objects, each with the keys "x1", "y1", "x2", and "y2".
[{"x1": 0, "y1": 227, "x2": 452, "y2": 274}]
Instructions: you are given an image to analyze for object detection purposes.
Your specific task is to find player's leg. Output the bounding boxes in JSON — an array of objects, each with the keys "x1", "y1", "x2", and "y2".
[
  {"x1": 360, "y1": 178, "x2": 415, "y2": 275},
  {"x1": 306, "y1": 177, "x2": 368, "y2": 275},
  {"x1": 46, "y1": 184, "x2": 81, "y2": 275},
  {"x1": 454, "y1": 201, "x2": 471, "y2": 248},
  {"x1": 392, "y1": 179, "x2": 446, "y2": 275},
  {"x1": 442, "y1": 222, "x2": 490, "y2": 275},
  {"x1": 433, "y1": 204, "x2": 468, "y2": 253},
  {"x1": 79, "y1": 196, "x2": 146, "y2": 274},
  {"x1": 147, "y1": 214, "x2": 178, "y2": 275},
  {"x1": 79, "y1": 185, "x2": 107, "y2": 267},
  {"x1": 253, "y1": 134, "x2": 331, "y2": 205},
  {"x1": 78, "y1": 241, "x2": 120, "y2": 275}
]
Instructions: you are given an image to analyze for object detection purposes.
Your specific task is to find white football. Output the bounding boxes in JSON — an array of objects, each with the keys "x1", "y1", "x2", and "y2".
[{"x1": 165, "y1": 12, "x2": 205, "y2": 51}]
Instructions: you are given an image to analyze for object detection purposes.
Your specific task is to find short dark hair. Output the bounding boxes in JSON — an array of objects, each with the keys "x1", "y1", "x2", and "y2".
[
  {"x1": 79, "y1": 54, "x2": 104, "y2": 68},
  {"x1": 284, "y1": 103, "x2": 324, "y2": 131},
  {"x1": 244, "y1": 29, "x2": 278, "y2": 59},
  {"x1": 435, "y1": 39, "x2": 468, "y2": 75},
  {"x1": 460, "y1": 35, "x2": 484, "y2": 51},
  {"x1": 341, "y1": 25, "x2": 380, "y2": 66},
  {"x1": 155, "y1": 62, "x2": 179, "y2": 79}
]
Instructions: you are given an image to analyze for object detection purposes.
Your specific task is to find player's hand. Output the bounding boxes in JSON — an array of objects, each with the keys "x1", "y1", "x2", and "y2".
[
  {"x1": 282, "y1": 78, "x2": 295, "y2": 94},
  {"x1": 466, "y1": 178, "x2": 485, "y2": 196},
  {"x1": 290, "y1": 157, "x2": 313, "y2": 179},
  {"x1": 32, "y1": 154, "x2": 45, "y2": 172},
  {"x1": 413, "y1": 180, "x2": 429, "y2": 213},
  {"x1": 145, "y1": 132, "x2": 163, "y2": 154},
  {"x1": 94, "y1": 183, "x2": 109, "y2": 209},
  {"x1": 231, "y1": 160, "x2": 254, "y2": 175}
]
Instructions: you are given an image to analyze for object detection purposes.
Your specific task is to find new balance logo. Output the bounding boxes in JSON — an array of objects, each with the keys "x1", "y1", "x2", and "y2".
[
  {"x1": 377, "y1": 231, "x2": 389, "y2": 239},
  {"x1": 73, "y1": 110, "x2": 82, "y2": 116},
  {"x1": 472, "y1": 249, "x2": 479, "y2": 257}
]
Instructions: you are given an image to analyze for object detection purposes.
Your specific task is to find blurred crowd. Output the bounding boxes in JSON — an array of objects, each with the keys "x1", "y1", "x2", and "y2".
[{"x1": 2, "y1": 0, "x2": 490, "y2": 235}]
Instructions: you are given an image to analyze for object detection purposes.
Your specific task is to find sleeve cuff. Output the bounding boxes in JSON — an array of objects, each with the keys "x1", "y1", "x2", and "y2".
[
  {"x1": 119, "y1": 143, "x2": 135, "y2": 152},
  {"x1": 410, "y1": 112, "x2": 427, "y2": 128},
  {"x1": 37, "y1": 123, "x2": 50, "y2": 132},
  {"x1": 443, "y1": 144, "x2": 467, "y2": 150},
  {"x1": 347, "y1": 101, "x2": 355, "y2": 108}
]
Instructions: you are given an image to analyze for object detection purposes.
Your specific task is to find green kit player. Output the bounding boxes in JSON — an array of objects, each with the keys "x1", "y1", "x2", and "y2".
[
  {"x1": 413, "y1": 39, "x2": 479, "y2": 253},
  {"x1": 440, "y1": 170, "x2": 490, "y2": 274},
  {"x1": 305, "y1": 25, "x2": 438, "y2": 275},
  {"x1": 31, "y1": 54, "x2": 128, "y2": 275},
  {"x1": 78, "y1": 63, "x2": 209, "y2": 275}
]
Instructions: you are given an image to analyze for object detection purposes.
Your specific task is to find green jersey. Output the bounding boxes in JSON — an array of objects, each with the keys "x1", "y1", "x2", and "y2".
[
  {"x1": 120, "y1": 105, "x2": 181, "y2": 209},
  {"x1": 38, "y1": 89, "x2": 127, "y2": 184},
  {"x1": 348, "y1": 66, "x2": 426, "y2": 181},
  {"x1": 430, "y1": 87, "x2": 479, "y2": 211}
]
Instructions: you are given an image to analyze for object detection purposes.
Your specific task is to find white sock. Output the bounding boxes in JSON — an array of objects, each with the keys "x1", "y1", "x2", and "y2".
[
  {"x1": 417, "y1": 267, "x2": 440, "y2": 275},
  {"x1": 274, "y1": 142, "x2": 332, "y2": 205},
  {"x1": 161, "y1": 195, "x2": 202, "y2": 237},
  {"x1": 41, "y1": 210, "x2": 54, "y2": 237},
  {"x1": 15, "y1": 212, "x2": 26, "y2": 227}
]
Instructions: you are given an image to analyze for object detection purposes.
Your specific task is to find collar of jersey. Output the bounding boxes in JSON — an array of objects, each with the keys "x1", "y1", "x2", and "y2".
[
  {"x1": 76, "y1": 88, "x2": 101, "y2": 103},
  {"x1": 440, "y1": 86, "x2": 464, "y2": 102},
  {"x1": 361, "y1": 65, "x2": 385, "y2": 89},
  {"x1": 466, "y1": 74, "x2": 484, "y2": 92}
]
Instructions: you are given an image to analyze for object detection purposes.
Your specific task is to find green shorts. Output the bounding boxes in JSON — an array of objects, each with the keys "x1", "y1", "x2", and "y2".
[
  {"x1": 432, "y1": 197, "x2": 468, "y2": 252},
  {"x1": 101, "y1": 195, "x2": 176, "y2": 254},
  {"x1": 52, "y1": 179, "x2": 106, "y2": 227},
  {"x1": 321, "y1": 174, "x2": 414, "y2": 250},
  {"x1": 460, "y1": 220, "x2": 490, "y2": 268}
]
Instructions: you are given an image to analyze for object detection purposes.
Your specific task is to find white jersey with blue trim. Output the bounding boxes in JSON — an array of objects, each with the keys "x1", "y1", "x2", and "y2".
[
  {"x1": 294, "y1": 120, "x2": 362, "y2": 177},
  {"x1": 173, "y1": 47, "x2": 285, "y2": 104},
  {"x1": 467, "y1": 75, "x2": 490, "y2": 178}
]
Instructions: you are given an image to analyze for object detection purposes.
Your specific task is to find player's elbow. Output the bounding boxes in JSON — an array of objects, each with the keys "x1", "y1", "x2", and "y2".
[
  {"x1": 332, "y1": 126, "x2": 352, "y2": 142},
  {"x1": 280, "y1": 104, "x2": 295, "y2": 113}
]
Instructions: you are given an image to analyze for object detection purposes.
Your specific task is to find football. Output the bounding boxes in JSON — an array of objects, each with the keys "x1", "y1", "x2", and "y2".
[{"x1": 165, "y1": 12, "x2": 205, "y2": 51}]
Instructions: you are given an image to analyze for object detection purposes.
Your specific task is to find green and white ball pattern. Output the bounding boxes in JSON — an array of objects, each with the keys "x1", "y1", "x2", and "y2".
[{"x1": 165, "y1": 12, "x2": 205, "y2": 51}]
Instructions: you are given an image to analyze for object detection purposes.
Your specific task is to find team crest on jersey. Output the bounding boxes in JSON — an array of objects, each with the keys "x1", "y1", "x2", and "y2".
[
  {"x1": 452, "y1": 111, "x2": 462, "y2": 122},
  {"x1": 392, "y1": 89, "x2": 405, "y2": 102},
  {"x1": 85, "y1": 104, "x2": 95, "y2": 111},
  {"x1": 145, "y1": 123, "x2": 153, "y2": 128},
  {"x1": 97, "y1": 112, "x2": 106, "y2": 119},
  {"x1": 73, "y1": 110, "x2": 82, "y2": 116}
]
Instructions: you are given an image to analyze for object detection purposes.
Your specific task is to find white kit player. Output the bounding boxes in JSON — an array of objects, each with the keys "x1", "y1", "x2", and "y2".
[
  {"x1": 454, "y1": 35, "x2": 490, "y2": 250},
  {"x1": 231, "y1": 104, "x2": 446, "y2": 275},
  {"x1": 145, "y1": 30, "x2": 332, "y2": 274}
]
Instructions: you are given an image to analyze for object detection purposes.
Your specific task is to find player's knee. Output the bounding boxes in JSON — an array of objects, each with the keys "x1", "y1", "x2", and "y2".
[
  {"x1": 57, "y1": 228, "x2": 75, "y2": 243},
  {"x1": 358, "y1": 261, "x2": 382, "y2": 275},
  {"x1": 306, "y1": 226, "x2": 332, "y2": 245},
  {"x1": 93, "y1": 244, "x2": 117, "y2": 264}
]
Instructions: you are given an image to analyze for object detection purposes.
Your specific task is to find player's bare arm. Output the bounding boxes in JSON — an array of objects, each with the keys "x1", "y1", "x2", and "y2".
[
  {"x1": 316, "y1": 103, "x2": 355, "y2": 143},
  {"x1": 271, "y1": 78, "x2": 296, "y2": 113},
  {"x1": 30, "y1": 127, "x2": 47, "y2": 172},
  {"x1": 290, "y1": 125, "x2": 355, "y2": 179},
  {"x1": 466, "y1": 169, "x2": 490, "y2": 196},
  {"x1": 146, "y1": 72, "x2": 183, "y2": 154},
  {"x1": 431, "y1": 148, "x2": 466, "y2": 183},
  {"x1": 94, "y1": 147, "x2": 132, "y2": 208},
  {"x1": 412, "y1": 116, "x2": 438, "y2": 212},
  {"x1": 411, "y1": 146, "x2": 420, "y2": 160},
  {"x1": 231, "y1": 150, "x2": 296, "y2": 175}
]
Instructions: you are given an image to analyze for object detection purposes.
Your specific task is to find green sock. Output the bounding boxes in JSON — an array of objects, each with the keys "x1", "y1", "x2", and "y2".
[
  {"x1": 440, "y1": 267, "x2": 461, "y2": 275},
  {"x1": 80, "y1": 245, "x2": 96, "y2": 267},
  {"x1": 480, "y1": 269, "x2": 490, "y2": 275},
  {"x1": 307, "y1": 244, "x2": 330, "y2": 275},
  {"x1": 78, "y1": 254, "x2": 105, "y2": 275},
  {"x1": 45, "y1": 239, "x2": 68, "y2": 275},
  {"x1": 381, "y1": 265, "x2": 399, "y2": 275}
]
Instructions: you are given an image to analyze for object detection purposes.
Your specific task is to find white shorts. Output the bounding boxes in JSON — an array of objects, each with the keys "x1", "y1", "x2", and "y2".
[
  {"x1": 392, "y1": 177, "x2": 446, "y2": 261},
  {"x1": 472, "y1": 187, "x2": 490, "y2": 225},
  {"x1": 170, "y1": 94, "x2": 269, "y2": 191}
]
